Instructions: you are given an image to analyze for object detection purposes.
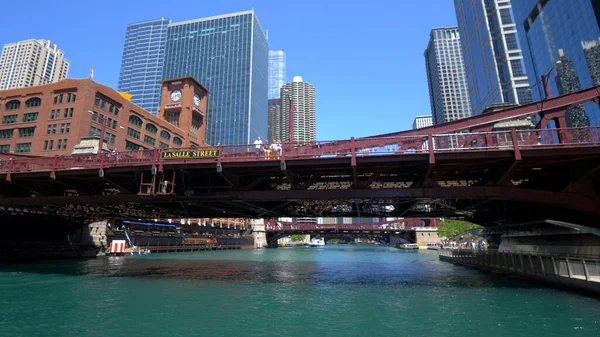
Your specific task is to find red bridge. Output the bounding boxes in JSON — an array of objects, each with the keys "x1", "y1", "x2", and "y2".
[
  {"x1": 1, "y1": 86, "x2": 600, "y2": 228},
  {"x1": 264, "y1": 218, "x2": 440, "y2": 233}
]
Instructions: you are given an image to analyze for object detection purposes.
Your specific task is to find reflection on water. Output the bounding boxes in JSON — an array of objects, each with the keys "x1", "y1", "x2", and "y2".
[{"x1": 1, "y1": 246, "x2": 600, "y2": 337}]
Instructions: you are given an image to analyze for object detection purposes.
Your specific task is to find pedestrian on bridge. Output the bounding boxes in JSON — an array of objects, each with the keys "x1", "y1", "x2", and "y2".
[{"x1": 254, "y1": 137, "x2": 263, "y2": 156}]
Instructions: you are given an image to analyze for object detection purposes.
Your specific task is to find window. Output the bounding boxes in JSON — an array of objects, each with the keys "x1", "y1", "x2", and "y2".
[
  {"x1": 66, "y1": 93, "x2": 76, "y2": 103},
  {"x1": 95, "y1": 98, "x2": 100, "y2": 106},
  {"x1": 129, "y1": 115, "x2": 143, "y2": 127},
  {"x1": 15, "y1": 142, "x2": 31, "y2": 153},
  {"x1": 510, "y1": 59, "x2": 525, "y2": 77},
  {"x1": 61, "y1": 139, "x2": 67, "y2": 149},
  {"x1": 18, "y1": 127, "x2": 35, "y2": 138},
  {"x1": 144, "y1": 135, "x2": 156, "y2": 146},
  {"x1": 100, "y1": 99, "x2": 106, "y2": 109},
  {"x1": 22, "y1": 112, "x2": 38, "y2": 122},
  {"x1": 114, "y1": 107, "x2": 119, "y2": 116},
  {"x1": 500, "y1": 8, "x2": 513, "y2": 25},
  {"x1": 57, "y1": 139, "x2": 62, "y2": 150},
  {"x1": 127, "y1": 127, "x2": 141, "y2": 139},
  {"x1": 125, "y1": 140, "x2": 143, "y2": 151},
  {"x1": 160, "y1": 130, "x2": 171, "y2": 140},
  {"x1": 63, "y1": 108, "x2": 73, "y2": 118},
  {"x1": 0, "y1": 129, "x2": 13, "y2": 139},
  {"x1": 159, "y1": 142, "x2": 169, "y2": 149},
  {"x1": 505, "y1": 33, "x2": 518, "y2": 50},
  {"x1": 51, "y1": 109, "x2": 60, "y2": 119},
  {"x1": 110, "y1": 134, "x2": 116, "y2": 144},
  {"x1": 25, "y1": 97, "x2": 41, "y2": 108},
  {"x1": 5, "y1": 100, "x2": 20, "y2": 110},
  {"x1": 145, "y1": 123, "x2": 157, "y2": 134},
  {"x1": 43, "y1": 140, "x2": 49, "y2": 151},
  {"x1": 0, "y1": 144, "x2": 9, "y2": 153},
  {"x1": 2, "y1": 114, "x2": 17, "y2": 124},
  {"x1": 109, "y1": 104, "x2": 114, "y2": 113},
  {"x1": 173, "y1": 137, "x2": 183, "y2": 147}
]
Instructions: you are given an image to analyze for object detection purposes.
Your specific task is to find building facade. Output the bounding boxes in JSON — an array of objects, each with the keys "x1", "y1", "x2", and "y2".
[
  {"x1": 0, "y1": 39, "x2": 69, "y2": 90},
  {"x1": 278, "y1": 76, "x2": 316, "y2": 143},
  {"x1": 512, "y1": 0, "x2": 600, "y2": 126},
  {"x1": 0, "y1": 76, "x2": 208, "y2": 156},
  {"x1": 268, "y1": 50, "x2": 286, "y2": 99},
  {"x1": 424, "y1": 27, "x2": 472, "y2": 124},
  {"x1": 454, "y1": 0, "x2": 532, "y2": 115},
  {"x1": 162, "y1": 10, "x2": 269, "y2": 145},
  {"x1": 413, "y1": 115, "x2": 433, "y2": 129},
  {"x1": 267, "y1": 98, "x2": 282, "y2": 141},
  {"x1": 118, "y1": 18, "x2": 170, "y2": 115}
]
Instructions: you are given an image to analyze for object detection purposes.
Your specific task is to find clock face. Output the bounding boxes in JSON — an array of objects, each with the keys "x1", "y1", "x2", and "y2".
[
  {"x1": 170, "y1": 89, "x2": 182, "y2": 102},
  {"x1": 193, "y1": 94, "x2": 201, "y2": 106}
]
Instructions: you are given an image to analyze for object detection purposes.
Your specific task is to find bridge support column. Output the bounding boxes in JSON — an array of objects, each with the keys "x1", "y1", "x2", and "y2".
[{"x1": 250, "y1": 219, "x2": 267, "y2": 249}]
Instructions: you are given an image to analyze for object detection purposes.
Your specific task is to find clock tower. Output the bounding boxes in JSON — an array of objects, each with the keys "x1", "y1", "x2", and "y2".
[{"x1": 158, "y1": 76, "x2": 210, "y2": 147}]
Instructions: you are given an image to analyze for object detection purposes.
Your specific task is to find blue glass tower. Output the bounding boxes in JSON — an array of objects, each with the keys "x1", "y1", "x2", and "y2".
[
  {"x1": 513, "y1": 0, "x2": 600, "y2": 126},
  {"x1": 268, "y1": 50, "x2": 286, "y2": 99},
  {"x1": 162, "y1": 10, "x2": 268, "y2": 145},
  {"x1": 454, "y1": 0, "x2": 532, "y2": 115},
  {"x1": 118, "y1": 18, "x2": 170, "y2": 114}
]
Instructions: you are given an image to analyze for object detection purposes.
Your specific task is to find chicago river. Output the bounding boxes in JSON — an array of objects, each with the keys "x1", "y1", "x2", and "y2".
[{"x1": 1, "y1": 246, "x2": 599, "y2": 336}]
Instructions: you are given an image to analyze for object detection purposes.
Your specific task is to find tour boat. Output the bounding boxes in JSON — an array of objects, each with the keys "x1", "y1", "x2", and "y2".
[
  {"x1": 396, "y1": 243, "x2": 419, "y2": 250},
  {"x1": 309, "y1": 238, "x2": 325, "y2": 247}
]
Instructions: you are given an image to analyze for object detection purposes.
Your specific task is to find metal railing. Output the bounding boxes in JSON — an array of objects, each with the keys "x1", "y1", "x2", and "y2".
[
  {"x1": 1, "y1": 127, "x2": 600, "y2": 175},
  {"x1": 439, "y1": 249, "x2": 600, "y2": 283}
]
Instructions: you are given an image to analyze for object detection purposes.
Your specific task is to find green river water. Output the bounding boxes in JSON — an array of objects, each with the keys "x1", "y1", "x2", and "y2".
[{"x1": 1, "y1": 245, "x2": 599, "y2": 337}]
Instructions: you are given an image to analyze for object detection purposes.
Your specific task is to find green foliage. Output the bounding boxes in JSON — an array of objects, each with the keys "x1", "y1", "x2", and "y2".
[
  {"x1": 289, "y1": 234, "x2": 307, "y2": 242},
  {"x1": 437, "y1": 219, "x2": 482, "y2": 238}
]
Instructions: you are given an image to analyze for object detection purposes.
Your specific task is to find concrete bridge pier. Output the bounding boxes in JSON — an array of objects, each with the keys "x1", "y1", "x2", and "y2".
[{"x1": 250, "y1": 219, "x2": 267, "y2": 249}]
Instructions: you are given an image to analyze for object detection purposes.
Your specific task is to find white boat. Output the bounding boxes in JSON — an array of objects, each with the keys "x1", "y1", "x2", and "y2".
[
  {"x1": 396, "y1": 243, "x2": 419, "y2": 250},
  {"x1": 309, "y1": 238, "x2": 325, "y2": 247}
]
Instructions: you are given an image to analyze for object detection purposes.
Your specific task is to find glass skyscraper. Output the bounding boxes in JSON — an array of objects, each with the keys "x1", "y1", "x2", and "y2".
[
  {"x1": 268, "y1": 50, "x2": 286, "y2": 99},
  {"x1": 454, "y1": 0, "x2": 532, "y2": 115},
  {"x1": 513, "y1": 0, "x2": 600, "y2": 126},
  {"x1": 118, "y1": 18, "x2": 170, "y2": 114},
  {"x1": 424, "y1": 27, "x2": 472, "y2": 124},
  {"x1": 162, "y1": 10, "x2": 268, "y2": 145}
]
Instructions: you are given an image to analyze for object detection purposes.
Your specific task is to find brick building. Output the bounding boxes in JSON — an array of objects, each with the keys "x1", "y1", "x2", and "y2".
[{"x1": 0, "y1": 76, "x2": 208, "y2": 155}]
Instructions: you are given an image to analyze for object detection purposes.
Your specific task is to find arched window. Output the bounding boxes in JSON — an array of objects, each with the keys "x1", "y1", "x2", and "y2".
[
  {"x1": 160, "y1": 130, "x2": 171, "y2": 141},
  {"x1": 145, "y1": 123, "x2": 157, "y2": 134},
  {"x1": 129, "y1": 115, "x2": 143, "y2": 127},
  {"x1": 5, "y1": 100, "x2": 20, "y2": 110},
  {"x1": 173, "y1": 137, "x2": 183, "y2": 147},
  {"x1": 25, "y1": 97, "x2": 41, "y2": 108}
]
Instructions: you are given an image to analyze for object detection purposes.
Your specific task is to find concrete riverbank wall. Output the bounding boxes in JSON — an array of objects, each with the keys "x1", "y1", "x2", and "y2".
[{"x1": 439, "y1": 249, "x2": 600, "y2": 294}]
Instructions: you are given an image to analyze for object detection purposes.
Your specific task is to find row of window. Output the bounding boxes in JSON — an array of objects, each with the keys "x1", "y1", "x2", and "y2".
[
  {"x1": 128, "y1": 114, "x2": 178, "y2": 143},
  {"x1": 46, "y1": 123, "x2": 70, "y2": 135},
  {"x1": 3, "y1": 97, "x2": 40, "y2": 111},
  {"x1": 43, "y1": 139, "x2": 68, "y2": 151},
  {"x1": 95, "y1": 97, "x2": 120, "y2": 116},
  {"x1": 90, "y1": 126, "x2": 117, "y2": 145},
  {"x1": 91, "y1": 111, "x2": 118, "y2": 129},
  {"x1": 50, "y1": 108, "x2": 74, "y2": 119},
  {"x1": 53, "y1": 93, "x2": 77, "y2": 105},
  {"x1": 0, "y1": 127, "x2": 36, "y2": 138}
]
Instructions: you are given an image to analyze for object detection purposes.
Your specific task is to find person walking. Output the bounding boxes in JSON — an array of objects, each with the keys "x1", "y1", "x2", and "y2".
[{"x1": 253, "y1": 136, "x2": 263, "y2": 157}]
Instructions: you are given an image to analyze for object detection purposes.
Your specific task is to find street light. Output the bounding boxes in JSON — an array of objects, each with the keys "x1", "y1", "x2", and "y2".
[{"x1": 530, "y1": 60, "x2": 562, "y2": 100}]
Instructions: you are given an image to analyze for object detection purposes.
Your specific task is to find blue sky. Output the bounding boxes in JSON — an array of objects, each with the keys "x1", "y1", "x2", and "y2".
[{"x1": 0, "y1": 0, "x2": 457, "y2": 140}]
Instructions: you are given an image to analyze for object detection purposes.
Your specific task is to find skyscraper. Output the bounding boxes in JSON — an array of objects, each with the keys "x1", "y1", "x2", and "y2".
[
  {"x1": 117, "y1": 18, "x2": 170, "y2": 115},
  {"x1": 512, "y1": 0, "x2": 600, "y2": 126},
  {"x1": 268, "y1": 98, "x2": 282, "y2": 141},
  {"x1": 424, "y1": 27, "x2": 472, "y2": 124},
  {"x1": 0, "y1": 39, "x2": 69, "y2": 90},
  {"x1": 268, "y1": 50, "x2": 286, "y2": 99},
  {"x1": 162, "y1": 10, "x2": 269, "y2": 145},
  {"x1": 413, "y1": 115, "x2": 433, "y2": 129},
  {"x1": 454, "y1": 0, "x2": 532, "y2": 115},
  {"x1": 278, "y1": 76, "x2": 316, "y2": 142}
]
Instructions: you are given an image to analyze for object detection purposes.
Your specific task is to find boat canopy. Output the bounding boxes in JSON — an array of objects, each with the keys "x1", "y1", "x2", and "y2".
[{"x1": 122, "y1": 220, "x2": 177, "y2": 228}]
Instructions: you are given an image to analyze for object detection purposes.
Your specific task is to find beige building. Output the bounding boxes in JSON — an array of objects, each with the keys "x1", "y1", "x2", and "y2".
[
  {"x1": 0, "y1": 39, "x2": 69, "y2": 90},
  {"x1": 277, "y1": 76, "x2": 316, "y2": 143}
]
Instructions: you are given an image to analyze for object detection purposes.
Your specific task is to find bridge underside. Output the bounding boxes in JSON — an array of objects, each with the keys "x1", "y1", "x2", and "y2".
[{"x1": 1, "y1": 146, "x2": 600, "y2": 228}]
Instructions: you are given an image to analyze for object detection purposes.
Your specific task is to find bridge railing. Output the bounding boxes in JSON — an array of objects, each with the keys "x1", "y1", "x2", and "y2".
[{"x1": 2, "y1": 127, "x2": 600, "y2": 175}]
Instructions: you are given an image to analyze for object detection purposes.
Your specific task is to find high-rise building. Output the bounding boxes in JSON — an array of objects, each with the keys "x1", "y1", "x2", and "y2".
[
  {"x1": 413, "y1": 115, "x2": 433, "y2": 129},
  {"x1": 0, "y1": 39, "x2": 69, "y2": 90},
  {"x1": 454, "y1": 0, "x2": 532, "y2": 116},
  {"x1": 268, "y1": 98, "x2": 282, "y2": 141},
  {"x1": 268, "y1": 50, "x2": 286, "y2": 99},
  {"x1": 118, "y1": 18, "x2": 170, "y2": 115},
  {"x1": 278, "y1": 76, "x2": 316, "y2": 143},
  {"x1": 512, "y1": 0, "x2": 600, "y2": 126},
  {"x1": 424, "y1": 27, "x2": 472, "y2": 124},
  {"x1": 162, "y1": 10, "x2": 269, "y2": 145}
]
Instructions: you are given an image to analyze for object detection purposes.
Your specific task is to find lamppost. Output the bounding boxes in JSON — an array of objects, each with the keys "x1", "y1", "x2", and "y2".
[{"x1": 535, "y1": 60, "x2": 562, "y2": 100}]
